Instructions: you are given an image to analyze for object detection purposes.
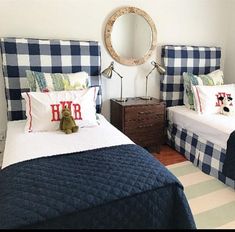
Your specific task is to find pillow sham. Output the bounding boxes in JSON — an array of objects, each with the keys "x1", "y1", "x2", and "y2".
[
  {"x1": 183, "y1": 69, "x2": 224, "y2": 110},
  {"x1": 192, "y1": 84, "x2": 235, "y2": 115},
  {"x1": 21, "y1": 87, "x2": 99, "y2": 132},
  {"x1": 26, "y1": 70, "x2": 89, "y2": 92}
]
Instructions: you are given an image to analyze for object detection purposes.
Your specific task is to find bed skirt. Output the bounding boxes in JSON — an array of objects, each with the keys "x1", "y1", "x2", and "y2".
[{"x1": 167, "y1": 121, "x2": 235, "y2": 189}]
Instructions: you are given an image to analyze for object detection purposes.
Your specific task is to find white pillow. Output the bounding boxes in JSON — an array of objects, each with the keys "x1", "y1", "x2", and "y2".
[
  {"x1": 183, "y1": 69, "x2": 224, "y2": 110},
  {"x1": 192, "y1": 84, "x2": 235, "y2": 114},
  {"x1": 21, "y1": 87, "x2": 99, "y2": 132}
]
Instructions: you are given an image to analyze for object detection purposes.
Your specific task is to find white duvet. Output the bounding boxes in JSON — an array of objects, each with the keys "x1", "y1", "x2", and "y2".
[
  {"x1": 2, "y1": 114, "x2": 134, "y2": 169},
  {"x1": 167, "y1": 106, "x2": 235, "y2": 149}
]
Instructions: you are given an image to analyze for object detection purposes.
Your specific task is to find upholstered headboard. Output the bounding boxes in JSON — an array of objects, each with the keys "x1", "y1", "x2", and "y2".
[
  {"x1": 0, "y1": 38, "x2": 101, "y2": 121},
  {"x1": 160, "y1": 45, "x2": 221, "y2": 107}
]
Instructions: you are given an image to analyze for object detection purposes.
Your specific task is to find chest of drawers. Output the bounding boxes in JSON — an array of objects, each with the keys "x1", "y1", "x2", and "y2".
[{"x1": 110, "y1": 97, "x2": 166, "y2": 152}]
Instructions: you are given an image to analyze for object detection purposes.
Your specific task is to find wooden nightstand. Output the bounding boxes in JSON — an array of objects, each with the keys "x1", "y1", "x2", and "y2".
[{"x1": 110, "y1": 97, "x2": 166, "y2": 152}]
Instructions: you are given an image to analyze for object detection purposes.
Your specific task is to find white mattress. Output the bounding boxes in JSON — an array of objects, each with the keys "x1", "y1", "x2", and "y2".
[
  {"x1": 2, "y1": 114, "x2": 134, "y2": 169},
  {"x1": 167, "y1": 106, "x2": 235, "y2": 149}
]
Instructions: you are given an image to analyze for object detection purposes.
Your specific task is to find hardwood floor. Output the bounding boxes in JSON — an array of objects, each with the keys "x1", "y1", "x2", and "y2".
[{"x1": 152, "y1": 144, "x2": 187, "y2": 166}]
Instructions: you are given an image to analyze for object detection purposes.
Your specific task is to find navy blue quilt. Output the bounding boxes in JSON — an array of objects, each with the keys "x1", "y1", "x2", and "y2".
[{"x1": 0, "y1": 144, "x2": 196, "y2": 229}]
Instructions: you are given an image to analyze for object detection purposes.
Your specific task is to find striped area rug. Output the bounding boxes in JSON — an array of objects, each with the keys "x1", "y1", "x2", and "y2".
[{"x1": 167, "y1": 161, "x2": 235, "y2": 229}]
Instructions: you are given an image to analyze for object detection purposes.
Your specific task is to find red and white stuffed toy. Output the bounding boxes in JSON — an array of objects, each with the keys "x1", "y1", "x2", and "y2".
[{"x1": 218, "y1": 95, "x2": 234, "y2": 116}]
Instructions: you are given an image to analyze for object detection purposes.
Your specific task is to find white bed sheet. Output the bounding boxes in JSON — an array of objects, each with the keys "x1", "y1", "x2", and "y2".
[
  {"x1": 2, "y1": 114, "x2": 134, "y2": 169},
  {"x1": 167, "y1": 106, "x2": 235, "y2": 149}
]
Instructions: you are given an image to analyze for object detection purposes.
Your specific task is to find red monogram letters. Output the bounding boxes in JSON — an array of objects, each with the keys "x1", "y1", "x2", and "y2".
[{"x1": 50, "y1": 101, "x2": 82, "y2": 121}]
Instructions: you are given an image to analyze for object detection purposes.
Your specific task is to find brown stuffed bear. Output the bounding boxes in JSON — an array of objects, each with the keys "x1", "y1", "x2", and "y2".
[{"x1": 60, "y1": 105, "x2": 79, "y2": 134}]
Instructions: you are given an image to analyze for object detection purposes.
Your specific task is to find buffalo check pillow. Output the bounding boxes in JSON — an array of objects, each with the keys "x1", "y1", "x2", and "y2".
[
  {"x1": 21, "y1": 87, "x2": 99, "y2": 132},
  {"x1": 192, "y1": 84, "x2": 235, "y2": 114},
  {"x1": 26, "y1": 70, "x2": 89, "y2": 92}
]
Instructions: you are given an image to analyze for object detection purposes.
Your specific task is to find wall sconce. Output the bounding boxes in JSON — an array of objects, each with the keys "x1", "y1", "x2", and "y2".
[
  {"x1": 102, "y1": 61, "x2": 127, "y2": 102},
  {"x1": 140, "y1": 61, "x2": 166, "y2": 100}
]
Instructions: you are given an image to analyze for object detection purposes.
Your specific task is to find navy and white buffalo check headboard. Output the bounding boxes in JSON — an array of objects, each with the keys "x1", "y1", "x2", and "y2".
[
  {"x1": 0, "y1": 38, "x2": 101, "y2": 121},
  {"x1": 160, "y1": 45, "x2": 221, "y2": 107}
]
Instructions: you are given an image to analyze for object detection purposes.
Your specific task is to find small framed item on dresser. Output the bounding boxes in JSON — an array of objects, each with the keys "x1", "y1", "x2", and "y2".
[{"x1": 110, "y1": 97, "x2": 166, "y2": 153}]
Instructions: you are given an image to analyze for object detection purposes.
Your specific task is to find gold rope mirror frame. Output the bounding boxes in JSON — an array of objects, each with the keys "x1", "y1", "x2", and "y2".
[{"x1": 104, "y1": 6, "x2": 157, "y2": 66}]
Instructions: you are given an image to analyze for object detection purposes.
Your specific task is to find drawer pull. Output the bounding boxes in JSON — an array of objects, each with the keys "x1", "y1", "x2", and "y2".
[
  {"x1": 138, "y1": 111, "x2": 154, "y2": 115},
  {"x1": 138, "y1": 124, "x2": 153, "y2": 128}
]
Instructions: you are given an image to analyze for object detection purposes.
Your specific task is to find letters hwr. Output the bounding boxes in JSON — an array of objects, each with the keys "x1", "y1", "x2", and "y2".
[{"x1": 50, "y1": 101, "x2": 82, "y2": 121}]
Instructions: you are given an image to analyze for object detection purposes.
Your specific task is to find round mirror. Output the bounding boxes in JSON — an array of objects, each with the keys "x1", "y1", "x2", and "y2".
[{"x1": 104, "y1": 7, "x2": 157, "y2": 66}]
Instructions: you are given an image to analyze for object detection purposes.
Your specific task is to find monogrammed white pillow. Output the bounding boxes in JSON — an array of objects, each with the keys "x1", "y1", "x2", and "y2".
[
  {"x1": 21, "y1": 87, "x2": 99, "y2": 132},
  {"x1": 192, "y1": 84, "x2": 235, "y2": 114}
]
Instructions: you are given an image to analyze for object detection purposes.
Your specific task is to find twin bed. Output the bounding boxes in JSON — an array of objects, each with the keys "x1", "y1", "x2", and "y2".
[
  {"x1": 0, "y1": 38, "x2": 195, "y2": 229},
  {"x1": 161, "y1": 45, "x2": 235, "y2": 189}
]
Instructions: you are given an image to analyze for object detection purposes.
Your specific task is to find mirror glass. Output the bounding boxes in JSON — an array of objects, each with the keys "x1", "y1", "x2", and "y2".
[
  {"x1": 111, "y1": 13, "x2": 152, "y2": 60},
  {"x1": 104, "y1": 7, "x2": 157, "y2": 66}
]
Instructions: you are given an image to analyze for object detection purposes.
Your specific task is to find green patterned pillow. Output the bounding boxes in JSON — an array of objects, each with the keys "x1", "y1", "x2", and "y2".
[
  {"x1": 183, "y1": 69, "x2": 224, "y2": 110},
  {"x1": 26, "y1": 70, "x2": 89, "y2": 92}
]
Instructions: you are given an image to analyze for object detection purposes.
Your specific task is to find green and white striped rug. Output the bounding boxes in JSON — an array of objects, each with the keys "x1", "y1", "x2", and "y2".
[{"x1": 167, "y1": 161, "x2": 235, "y2": 229}]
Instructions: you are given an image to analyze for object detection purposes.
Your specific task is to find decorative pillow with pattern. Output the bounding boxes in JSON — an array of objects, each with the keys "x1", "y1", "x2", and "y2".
[
  {"x1": 183, "y1": 69, "x2": 224, "y2": 110},
  {"x1": 26, "y1": 70, "x2": 89, "y2": 92},
  {"x1": 192, "y1": 84, "x2": 235, "y2": 114},
  {"x1": 21, "y1": 87, "x2": 99, "y2": 132}
]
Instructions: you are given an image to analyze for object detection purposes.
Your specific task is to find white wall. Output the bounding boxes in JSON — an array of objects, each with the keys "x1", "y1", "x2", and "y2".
[
  {"x1": 224, "y1": 0, "x2": 235, "y2": 84},
  {"x1": 0, "y1": 0, "x2": 230, "y2": 132}
]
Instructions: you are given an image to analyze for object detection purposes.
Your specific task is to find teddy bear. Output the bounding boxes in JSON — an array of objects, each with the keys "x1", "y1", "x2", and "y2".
[
  {"x1": 60, "y1": 105, "x2": 79, "y2": 134},
  {"x1": 218, "y1": 95, "x2": 234, "y2": 116}
]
